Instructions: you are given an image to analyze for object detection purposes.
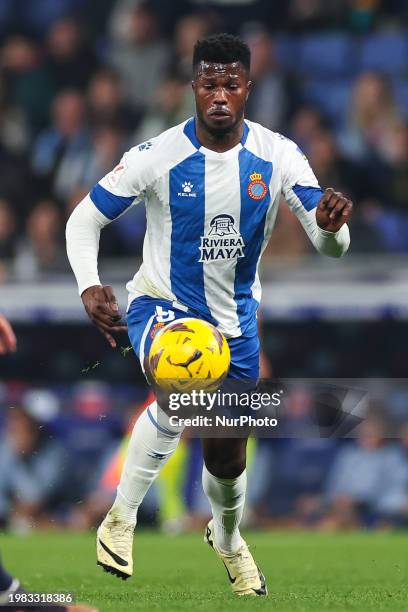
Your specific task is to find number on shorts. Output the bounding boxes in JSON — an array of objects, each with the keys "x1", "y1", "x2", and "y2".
[{"x1": 155, "y1": 306, "x2": 175, "y2": 323}]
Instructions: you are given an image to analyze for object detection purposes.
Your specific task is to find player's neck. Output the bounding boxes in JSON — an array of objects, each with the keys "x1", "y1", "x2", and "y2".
[{"x1": 195, "y1": 118, "x2": 244, "y2": 153}]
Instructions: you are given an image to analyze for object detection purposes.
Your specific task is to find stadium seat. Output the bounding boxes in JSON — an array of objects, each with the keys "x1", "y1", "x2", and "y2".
[
  {"x1": 298, "y1": 34, "x2": 355, "y2": 77},
  {"x1": 274, "y1": 34, "x2": 301, "y2": 72},
  {"x1": 302, "y1": 78, "x2": 352, "y2": 126},
  {"x1": 359, "y1": 32, "x2": 408, "y2": 75}
]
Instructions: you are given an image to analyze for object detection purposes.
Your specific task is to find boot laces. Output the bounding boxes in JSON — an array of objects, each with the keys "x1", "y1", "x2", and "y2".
[
  {"x1": 107, "y1": 519, "x2": 134, "y2": 558},
  {"x1": 227, "y1": 545, "x2": 258, "y2": 581}
]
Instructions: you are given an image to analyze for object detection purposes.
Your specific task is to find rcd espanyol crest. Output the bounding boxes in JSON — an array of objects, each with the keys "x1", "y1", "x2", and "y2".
[
  {"x1": 200, "y1": 214, "x2": 245, "y2": 263},
  {"x1": 247, "y1": 172, "x2": 268, "y2": 200}
]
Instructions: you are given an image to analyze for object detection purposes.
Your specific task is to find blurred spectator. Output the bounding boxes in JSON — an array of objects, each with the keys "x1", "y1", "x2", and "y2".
[
  {"x1": 31, "y1": 89, "x2": 90, "y2": 199},
  {"x1": 339, "y1": 72, "x2": 403, "y2": 162},
  {"x1": 66, "y1": 392, "x2": 159, "y2": 530},
  {"x1": 0, "y1": 0, "x2": 84, "y2": 38},
  {"x1": 86, "y1": 68, "x2": 141, "y2": 132},
  {"x1": 287, "y1": 0, "x2": 349, "y2": 32},
  {"x1": 0, "y1": 198, "x2": 16, "y2": 282},
  {"x1": 46, "y1": 18, "x2": 100, "y2": 92},
  {"x1": 345, "y1": 198, "x2": 389, "y2": 253},
  {"x1": 321, "y1": 416, "x2": 407, "y2": 529},
  {"x1": 375, "y1": 422, "x2": 408, "y2": 523},
  {"x1": 134, "y1": 77, "x2": 192, "y2": 143},
  {"x1": 109, "y1": 2, "x2": 169, "y2": 109},
  {"x1": 349, "y1": 0, "x2": 381, "y2": 31},
  {"x1": 78, "y1": 0, "x2": 116, "y2": 39},
  {"x1": 0, "y1": 199, "x2": 17, "y2": 261},
  {"x1": 1, "y1": 35, "x2": 55, "y2": 132},
  {"x1": 190, "y1": 0, "x2": 283, "y2": 33},
  {"x1": 244, "y1": 27, "x2": 287, "y2": 131},
  {"x1": 108, "y1": 0, "x2": 146, "y2": 42},
  {"x1": 378, "y1": 119, "x2": 408, "y2": 211},
  {"x1": 0, "y1": 396, "x2": 66, "y2": 531},
  {"x1": 0, "y1": 144, "x2": 31, "y2": 218},
  {"x1": 0, "y1": 73, "x2": 28, "y2": 154},
  {"x1": 246, "y1": 387, "x2": 339, "y2": 524},
  {"x1": 306, "y1": 129, "x2": 365, "y2": 200},
  {"x1": 288, "y1": 104, "x2": 326, "y2": 145},
  {"x1": 14, "y1": 200, "x2": 67, "y2": 281},
  {"x1": 82, "y1": 124, "x2": 127, "y2": 188},
  {"x1": 51, "y1": 382, "x2": 124, "y2": 501},
  {"x1": 171, "y1": 12, "x2": 216, "y2": 81}
]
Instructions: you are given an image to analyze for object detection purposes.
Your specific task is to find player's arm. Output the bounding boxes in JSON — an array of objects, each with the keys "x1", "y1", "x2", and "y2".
[
  {"x1": 0, "y1": 314, "x2": 16, "y2": 354},
  {"x1": 66, "y1": 193, "x2": 127, "y2": 348},
  {"x1": 66, "y1": 146, "x2": 150, "y2": 347},
  {"x1": 281, "y1": 140, "x2": 351, "y2": 257}
]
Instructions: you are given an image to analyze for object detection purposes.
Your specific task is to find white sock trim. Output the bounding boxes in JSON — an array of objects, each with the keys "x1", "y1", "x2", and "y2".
[{"x1": 146, "y1": 403, "x2": 183, "y2": 437}]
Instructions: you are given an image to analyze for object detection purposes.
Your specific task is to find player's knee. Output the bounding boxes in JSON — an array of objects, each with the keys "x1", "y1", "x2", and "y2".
[
  {"x1": 205, "y1": 455, "x2": 246, "y2": 479},
  {"x1": 203, "y1": 439, "x2": 247, "y2": 478}
]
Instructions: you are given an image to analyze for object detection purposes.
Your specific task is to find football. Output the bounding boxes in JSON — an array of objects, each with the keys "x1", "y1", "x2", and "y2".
[{"x1": 148, "y1": 318, "x2": 230, "y2": 392}]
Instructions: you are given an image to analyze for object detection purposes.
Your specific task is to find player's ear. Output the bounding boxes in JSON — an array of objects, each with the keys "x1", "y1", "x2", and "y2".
[
  {"x1": 246, "y1": 80, "x2": 253, "y2": 101},
  {"x1": 191, "y1": 79, "x2": 196, "y2": 92}
]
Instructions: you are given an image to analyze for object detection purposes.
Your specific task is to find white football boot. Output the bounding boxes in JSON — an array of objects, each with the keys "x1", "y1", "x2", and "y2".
[
  {"x1": 96, "y1": 508, "x2": 134, "y2": 580},
  {"x1": 204, "y1": 520, "x2": 267, "y2": 596}
]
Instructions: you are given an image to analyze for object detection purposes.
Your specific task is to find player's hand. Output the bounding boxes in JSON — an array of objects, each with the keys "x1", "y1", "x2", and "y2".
[
  {"x1": 0, "y1": 314, "x2": 17, "y2": 354},
  {"x1": 81, "y1": 285, "x2": 127, "y2": 348},
  {"x1": 316, "y1": 188, "x2": 353, "y2": 233}
]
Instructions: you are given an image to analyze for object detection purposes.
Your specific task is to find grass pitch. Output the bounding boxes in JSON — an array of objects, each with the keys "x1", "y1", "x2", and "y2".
[{"x1": 2, "y1": 530, "x2": 408, "y2": 611}]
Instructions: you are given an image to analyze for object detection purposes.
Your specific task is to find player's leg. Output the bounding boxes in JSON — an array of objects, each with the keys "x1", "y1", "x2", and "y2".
[
  {"x1": 202, "y1": 437, "x2": 267, "y2": 596},
  {"x1": 201, "y1": 333, "x2": 267, "y2": 596},
  {"x1": 202, "y1": 437, "x2": 247, "y2": 553},
  {"x1": 97, "y1": 298, "x2": 187, "y2": 579},
  {"x1": 202, "y1": 332, "x2": 258, "y2": 553}
]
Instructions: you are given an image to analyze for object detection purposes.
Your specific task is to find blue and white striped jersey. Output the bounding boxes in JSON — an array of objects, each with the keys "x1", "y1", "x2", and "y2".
[{"x1": 89, "y1": 117, "x2": 323, "y2": 338}]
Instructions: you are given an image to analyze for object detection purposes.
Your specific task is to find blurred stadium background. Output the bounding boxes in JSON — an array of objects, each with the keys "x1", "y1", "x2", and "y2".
[{"x1": 0, "y1": 0, "x2": 408, "y2": 535}]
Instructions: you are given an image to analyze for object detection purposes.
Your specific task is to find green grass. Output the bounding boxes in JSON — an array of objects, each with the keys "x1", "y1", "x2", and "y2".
[{"x1": 2, "y1": 530, "x2": 408, "y2": 611}]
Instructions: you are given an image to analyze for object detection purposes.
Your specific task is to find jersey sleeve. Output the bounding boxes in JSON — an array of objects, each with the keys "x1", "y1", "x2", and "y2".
[
  {"x1": 89, "y1": 140, "x2": 156, "y2": 221},
  {"x1": 280, "y1": 137, "x2": 323, "y2": 212},
  {"x1": 280, "y1": 136, "x2": 350, "y2": 257}
]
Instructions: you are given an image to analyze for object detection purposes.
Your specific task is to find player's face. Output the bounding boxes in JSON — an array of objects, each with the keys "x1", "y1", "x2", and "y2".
[{"x1": 193, "y1": 62, "x2": 251, "y2": 135}]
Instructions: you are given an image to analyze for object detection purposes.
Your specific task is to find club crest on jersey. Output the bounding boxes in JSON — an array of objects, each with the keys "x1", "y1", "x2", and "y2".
[
  {"x1": 199, "y1": 214, "x2": 245, "y2": 263},
  {"x1": 247, "y1": 172, "x2": 268, "y2": 200}
]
